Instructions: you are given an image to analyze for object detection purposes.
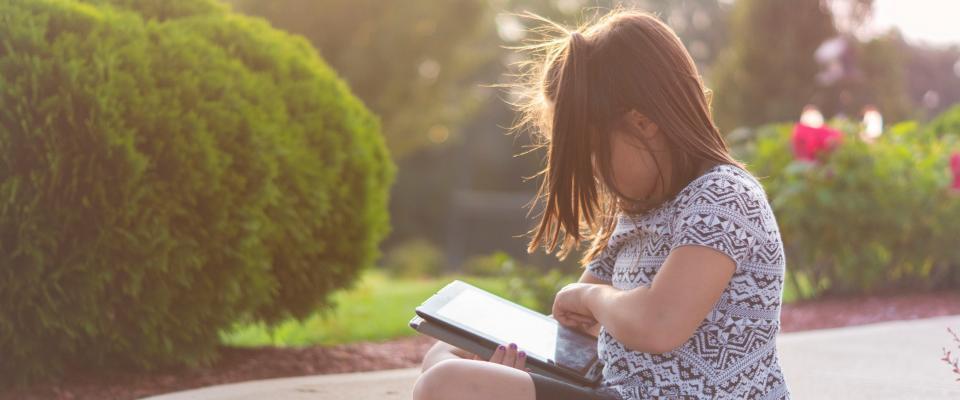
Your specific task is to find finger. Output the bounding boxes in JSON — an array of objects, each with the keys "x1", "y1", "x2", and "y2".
[
  {"x1": 515, "y1": 350, "x2": 527, "y2": 370},
  {"x1": 564, "y1": 311, "x2": 595, "y2": 322},
  {"x1": 569, "y1": 316, "x2": 595, "y2": 326},
  {"x1": 558, "y1": 313, "x2": 589, "y2": 327},
  {"x1": 555, "y1": 310, "x2": 584, "y2": 321},
  {"x1": 577, "y1": 317, "x2": 598, "y2": 329},
  {"x1": 565, "y1": 313, "x2": 597, "y2": 326},
  {"x1": 489, "y1": 344, "x2": 505, "y2": 364},
  {"x1": 556, "y1": 314, "x2": 578, "y2": 327},
  {"x1": 578, "y1": 323, "x2": 598, "y2": 335},
  {"x1": 502, "y1": 343, "x2": 518, "y2": 366}
]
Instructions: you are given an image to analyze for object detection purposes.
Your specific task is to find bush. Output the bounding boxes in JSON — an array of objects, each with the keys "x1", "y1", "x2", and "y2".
[
  {"x1": 0, "y1": 0, "x2": 394, "y2": 383},
  {"x1": 923, "y1": 104, "x2": 960, "y2": 140},
  {"x1": 463, "y1": 250, "x2": 516, "y2": 277},
  {"x1": 381, "y1": 238, "x2": 443, "y2": 278},
  {"x1": 745, "y1": 120, "x2": 960, "y2": 298}
]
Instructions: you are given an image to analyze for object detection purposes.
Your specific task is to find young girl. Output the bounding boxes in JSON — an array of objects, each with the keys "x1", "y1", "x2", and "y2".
[{"x1": 414, "y1": 9, "x2": 789, "y2": 400}]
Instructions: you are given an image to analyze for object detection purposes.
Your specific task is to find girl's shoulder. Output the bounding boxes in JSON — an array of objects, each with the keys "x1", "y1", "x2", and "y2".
[
  {"x1": 667, "y1": 163, "x2": 778, "y2": 263},
  {"x1": 618, "y1": 163, "x2": 770, "y2": 228},
  {"x1": 669, "y1": 163, "x2": 774, "y2": 234},
  {"x1": 676, "y1": 163, "x2": 767, "y2": 207}
]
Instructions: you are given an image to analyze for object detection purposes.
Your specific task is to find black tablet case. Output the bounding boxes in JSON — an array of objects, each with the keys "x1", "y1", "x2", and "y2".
[{"x1": 409, "y1": 281, "x2": 603, "y2": 387}]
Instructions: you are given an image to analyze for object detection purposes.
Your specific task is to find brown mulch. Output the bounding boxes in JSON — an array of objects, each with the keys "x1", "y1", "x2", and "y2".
[
  {"x1": 779, "y1": 290, "x2": 960, "y2": 332},
  {"x1": 4, "y1": 290, "x2": 960, "y2": 400},
  {"x1": 0, "y1": 336, "x2": 440, "y2": 400}
]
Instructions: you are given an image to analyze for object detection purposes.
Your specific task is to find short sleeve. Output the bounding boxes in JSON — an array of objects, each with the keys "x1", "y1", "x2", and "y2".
[
  {"x1": 584, "y1": 215, "x2": 639, "y2": 282},
  {"x1": 585, "y1": 245, "x2": 615, "y2": 282},
  {"x1": 669, "y1": 177, "x2": 765, "y2": 267}
]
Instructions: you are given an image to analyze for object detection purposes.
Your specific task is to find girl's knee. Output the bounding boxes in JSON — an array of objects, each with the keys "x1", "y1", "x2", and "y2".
[
  {"x1": 413, "y1": 359, "x2": 474, "y2": 400},
  {"x1": 420, "y1": 341, "x2": 461, "y2": 373}
]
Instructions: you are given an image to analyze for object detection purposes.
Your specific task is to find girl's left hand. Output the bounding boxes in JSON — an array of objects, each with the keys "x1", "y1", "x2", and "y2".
[
  {"x1": 552, "y1": 283, "x2": 597, "y2": 329},
  {"x1": 477, "y1": 342, "x2": 527, "y2": 371}
]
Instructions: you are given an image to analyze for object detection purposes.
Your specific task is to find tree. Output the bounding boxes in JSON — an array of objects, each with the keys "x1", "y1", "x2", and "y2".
[
  {"x1": 710, "y1": 0, "x2": 839, "y2": 131},
  {"x1": 230, "y1": 0, "x2": 497, "y2": 159}
]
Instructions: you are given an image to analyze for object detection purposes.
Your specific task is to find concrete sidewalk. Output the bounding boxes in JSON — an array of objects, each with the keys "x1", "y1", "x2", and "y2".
[{"x1": 146, "y1": 315, "x2": 960, "y2": 400}]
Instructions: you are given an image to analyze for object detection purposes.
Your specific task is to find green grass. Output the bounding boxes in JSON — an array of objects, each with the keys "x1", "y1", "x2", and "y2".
[
  {"x1": 782, "y1": 270, "x2": 811, "y2": 303},
  {"x1": 220, "y1": 267, "x2": 802, "y2": 348},
  {"x1": 219, "y1": 269, "x2": 520, "y2": 347}
]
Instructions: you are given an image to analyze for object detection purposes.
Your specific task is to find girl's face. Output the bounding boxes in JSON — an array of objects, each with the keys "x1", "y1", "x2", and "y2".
[{"x1": 605, "y1": 113, "x2": 670, "y2": 202}]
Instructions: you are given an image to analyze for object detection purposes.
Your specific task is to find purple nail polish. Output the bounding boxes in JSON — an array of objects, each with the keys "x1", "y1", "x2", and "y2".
[
  {"x1": 509, "y1": 343, "x2": 517, "y2": 350},
  {"x1": 519, "y1": 351, "x2": 526, "y2": 358},
  {"x1": 498, "y1": 345, "x2": 505, "y2": 350}
]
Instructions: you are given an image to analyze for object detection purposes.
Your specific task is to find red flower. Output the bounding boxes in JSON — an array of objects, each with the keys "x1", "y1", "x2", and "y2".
[{"x1": 792, "y1": 123, "x2": 842, "y2": 162}]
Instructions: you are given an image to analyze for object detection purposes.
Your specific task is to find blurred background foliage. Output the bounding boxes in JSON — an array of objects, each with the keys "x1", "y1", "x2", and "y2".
[
  {"x1": 229, "y1": 0, "x2": 497, "y2": 159},
  {"x1": 744, "y1": 110, "x2": 960, "y2": 298},
  {"x1": 228, "y1": 0, "x2": 960, "y2": 275},
  {"x1": 710, "y1": 0, "x2": 915, "y2": 130},
  {"x1": 3, "y1": 0, "x2": 960, "y2": 385}
]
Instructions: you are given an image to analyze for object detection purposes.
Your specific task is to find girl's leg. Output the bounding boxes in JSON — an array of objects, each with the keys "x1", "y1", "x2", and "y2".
[
  {"x1": 412, "y1": 358, "x2": 536, "y2": 400},
  {"x1": 420, "y1": 341, "x2": 474, "y2": 372}
]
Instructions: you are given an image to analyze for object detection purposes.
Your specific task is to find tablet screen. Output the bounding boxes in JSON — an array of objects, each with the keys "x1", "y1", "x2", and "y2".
[{"x1": 435, "y1": 287, "x2": 597, "y2": 373}]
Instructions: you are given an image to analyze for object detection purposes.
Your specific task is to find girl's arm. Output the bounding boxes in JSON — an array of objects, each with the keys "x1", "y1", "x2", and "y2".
[
  {"x1": 576, "y1": 269, "x2": 607, "y2": 337},
  {"x1": 579, "y1": 245, "x2": 735, "y2": 353}
]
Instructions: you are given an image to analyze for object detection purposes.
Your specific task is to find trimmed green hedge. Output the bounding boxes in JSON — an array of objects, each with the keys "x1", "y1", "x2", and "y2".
[
  {"x1": 0, "y1": 0, "x2": 394, "y2": 383},
  {"x1": 745, "y1": 116, "x2": 960, "y2": 298}
]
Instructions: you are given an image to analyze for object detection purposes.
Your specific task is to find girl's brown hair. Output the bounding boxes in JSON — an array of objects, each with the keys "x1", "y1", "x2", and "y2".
[{"x1": 508, "y1": 9, "x2": 743, "y2": 264}]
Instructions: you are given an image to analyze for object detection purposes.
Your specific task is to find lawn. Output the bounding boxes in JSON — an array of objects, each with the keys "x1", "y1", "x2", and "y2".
[
  {"x1": 220, "y1": 267, "x2": 800, "y2": 347},
  {"x1": 219, "y1": 269, "x2": 527, "y2": 347}
]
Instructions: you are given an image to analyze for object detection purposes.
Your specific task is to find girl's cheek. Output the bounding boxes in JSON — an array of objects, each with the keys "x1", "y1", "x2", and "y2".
[{"x1": 610, "y1": 136, "x2": 656, "y2": 199}]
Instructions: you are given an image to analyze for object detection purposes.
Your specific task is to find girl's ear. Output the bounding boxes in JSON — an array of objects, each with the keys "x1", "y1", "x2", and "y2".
[{"x1": 625, "y1": 109, "x2": 659, "y2": 139}]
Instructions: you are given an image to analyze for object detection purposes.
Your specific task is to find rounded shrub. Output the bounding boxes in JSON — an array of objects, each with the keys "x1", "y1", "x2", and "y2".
[
  {"x1": 0, "y1": 0, "x2": 394, "y2": 383},
  {"x1": 746, "y1": 120, "x2": 960, "y2": 298}
]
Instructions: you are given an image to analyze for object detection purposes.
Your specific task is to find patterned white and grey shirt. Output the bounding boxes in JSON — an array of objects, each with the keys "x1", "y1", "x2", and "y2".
[{"x1": 586, "y1": 163, "x2": 790, "y2": 399}]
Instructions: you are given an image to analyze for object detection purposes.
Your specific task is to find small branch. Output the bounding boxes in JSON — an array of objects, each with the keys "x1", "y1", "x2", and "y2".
[{"x1": 942, "y1": 327, "x2": 960, "y2": 382}]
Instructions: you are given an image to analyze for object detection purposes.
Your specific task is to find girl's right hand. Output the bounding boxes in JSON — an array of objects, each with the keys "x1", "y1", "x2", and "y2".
[
  {"x1": 560, "y1": 313, "x2": 600, "y2": 335},
  {"x1": 552, "y1": 283, "x2": 599, "y2": 332},
  {"x1": 579, "y1": 319, "x2": 602, "y2": 337},
  {"x1": 549, "y1": 311, "x2": 599, "y2": 335}
]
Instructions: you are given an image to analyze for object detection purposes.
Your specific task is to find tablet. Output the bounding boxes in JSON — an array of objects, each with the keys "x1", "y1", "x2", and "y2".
[
  {"x1": 410, "y1": 316, "x2": 601, "y2": 386},
  {"x1": 414, "y1": 280, "x2": 603, "y2": 386}
]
